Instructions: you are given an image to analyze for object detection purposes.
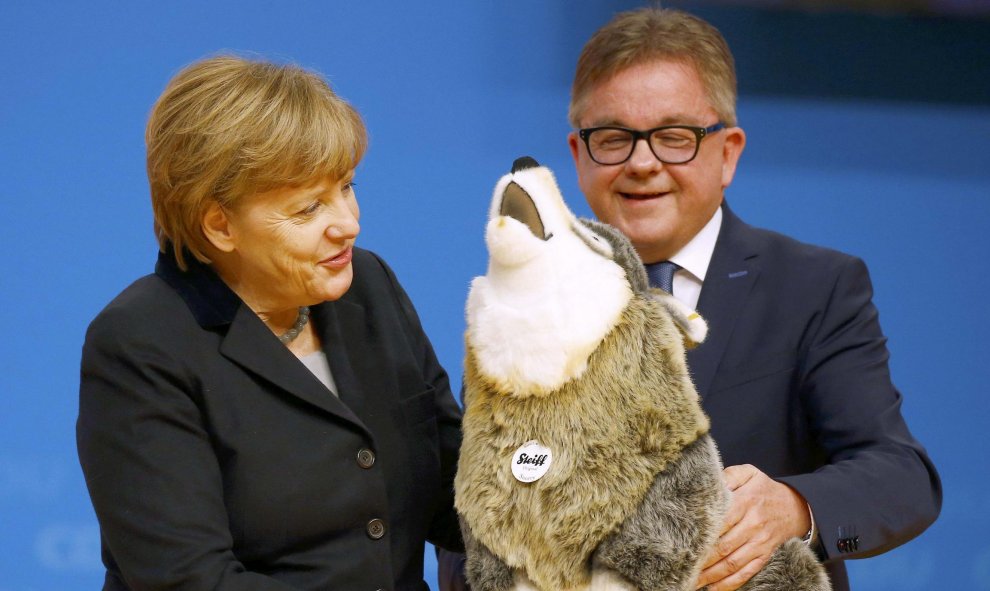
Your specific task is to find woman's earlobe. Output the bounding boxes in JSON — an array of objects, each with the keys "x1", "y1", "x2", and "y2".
[{"x1": 201, "y1": 203, "x2": 236, "y2": 253}]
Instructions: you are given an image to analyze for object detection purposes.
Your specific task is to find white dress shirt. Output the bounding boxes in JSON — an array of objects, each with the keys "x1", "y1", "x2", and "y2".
[{"x1": 665, "y1": 206, "x2": 722, "y2": 311}]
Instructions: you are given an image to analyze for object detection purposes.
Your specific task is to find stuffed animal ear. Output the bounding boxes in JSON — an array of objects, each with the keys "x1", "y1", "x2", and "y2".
[{"x1": 650, "y1": 291, "x2": 708, "y2": 348}]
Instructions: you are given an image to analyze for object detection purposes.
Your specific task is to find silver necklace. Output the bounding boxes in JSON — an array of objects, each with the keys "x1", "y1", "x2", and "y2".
[{"x1": 278, "y1": 307, "x2": 310, "y2": 344}]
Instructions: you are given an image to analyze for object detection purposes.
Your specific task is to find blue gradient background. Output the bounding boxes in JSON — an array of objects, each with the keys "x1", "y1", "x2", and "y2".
[{"x1": 2, "y1": 2, "x2": 988, "y2": 589}]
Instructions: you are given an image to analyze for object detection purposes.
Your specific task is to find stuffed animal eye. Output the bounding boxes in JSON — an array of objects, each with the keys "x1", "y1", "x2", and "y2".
[{"x1": 573, "y1": 224, "x2": 611, "y2": 257}]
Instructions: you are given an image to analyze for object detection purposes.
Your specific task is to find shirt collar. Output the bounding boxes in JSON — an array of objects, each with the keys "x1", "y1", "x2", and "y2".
[{"x1": 668, "y1": 205, "x2": 722, "y2": 283}]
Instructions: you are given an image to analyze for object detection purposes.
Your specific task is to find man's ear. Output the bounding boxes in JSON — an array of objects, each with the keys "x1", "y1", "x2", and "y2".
[
  {"x1": 567, "y1": 131, "x2": 581, "y2": 166},
  {"x1": 201, "y1": 202, "x2": 236, "y2": 253},
  {"x1": 720, "y1": 126, "x2": 746, "y2": 190}
]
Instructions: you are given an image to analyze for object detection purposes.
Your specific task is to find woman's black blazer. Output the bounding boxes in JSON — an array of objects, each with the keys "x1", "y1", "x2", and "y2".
[{"x1": 77, "y1": 247, "x2": 464, "y2": 591}]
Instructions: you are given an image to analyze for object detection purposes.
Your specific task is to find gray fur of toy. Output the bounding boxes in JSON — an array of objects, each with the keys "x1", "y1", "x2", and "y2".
[{"x1": 454, "y1": 158, "x2": 830, "y2": 591}]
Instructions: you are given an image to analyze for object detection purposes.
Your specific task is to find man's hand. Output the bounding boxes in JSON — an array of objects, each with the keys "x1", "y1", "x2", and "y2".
[{"x1": 695, "y1": 464, "x2": 810, "y2": 591}]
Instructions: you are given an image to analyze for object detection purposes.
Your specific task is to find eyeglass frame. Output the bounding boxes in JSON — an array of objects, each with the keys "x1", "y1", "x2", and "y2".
[{"x1": 578, "y1": 122, "x2": 726, "y2": 166}]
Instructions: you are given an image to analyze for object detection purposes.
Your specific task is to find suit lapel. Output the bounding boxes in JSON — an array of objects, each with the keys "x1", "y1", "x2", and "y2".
[
  {"x1": 220, "y1": 303, "x2": 368, "y2": 432},
  {"x1": 311, "y1": 299, "x2": 373, "y2": 424},
  {"x1": 156, "y1": 250, "x2": 372, "y2": 433},
  {"x1": 687, "y1": 205, "x2": 760, "y2": 399}
]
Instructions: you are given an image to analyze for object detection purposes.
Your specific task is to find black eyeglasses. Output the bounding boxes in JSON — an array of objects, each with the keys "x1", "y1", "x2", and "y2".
[{"x1": 578, "y1": 122, "x2": 725, "y2": 165}]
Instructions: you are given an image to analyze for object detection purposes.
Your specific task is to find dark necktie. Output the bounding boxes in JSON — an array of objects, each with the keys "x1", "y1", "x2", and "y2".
[{"x1": 646, "y1": 261, "x2": 679, "y2": 294}]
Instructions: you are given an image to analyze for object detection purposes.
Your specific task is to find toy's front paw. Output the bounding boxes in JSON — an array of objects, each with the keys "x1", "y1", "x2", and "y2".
[
  {"x1": 593, "y1": 436, "x2": 726, "y2": 591},
  {"x1": 508, "y1": 570, "x2": 543, "y2": 591},
  {"x1": 736, "y1": 539, "x2": 831, "y2": 591},
  {"x1": 588, "y1": 567, "x2": 641, "y2": 591},
  {"x1": 466, "y1": 546, "x2": 514, "y2": 591},
  {"x1": 595, "y1": 539, "x2": 698, "y2": 591},
  {"x1": 461, "y1": 517, "x2": 515, "y2": 591}
]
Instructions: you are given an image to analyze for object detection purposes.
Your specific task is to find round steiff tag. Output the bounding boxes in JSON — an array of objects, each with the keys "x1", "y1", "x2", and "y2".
[{"x1": 511, "y1": 440, "x2": 553, "y2": 483}]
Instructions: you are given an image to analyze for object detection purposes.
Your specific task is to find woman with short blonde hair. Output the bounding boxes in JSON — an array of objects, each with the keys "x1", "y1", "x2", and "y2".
[{"x1": 78, "y1": 55, "x2": 463, "y2": 590}]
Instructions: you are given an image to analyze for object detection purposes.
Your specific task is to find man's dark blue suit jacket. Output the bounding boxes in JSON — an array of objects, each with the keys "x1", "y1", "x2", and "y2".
[{"x1": 689, "y1": 204, "x2": 941, "y2": 590}]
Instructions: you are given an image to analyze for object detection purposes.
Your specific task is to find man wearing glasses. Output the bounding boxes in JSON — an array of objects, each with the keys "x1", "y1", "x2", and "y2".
[{"x1": 566, "y1": 8, "x2": 941, "y2": 591}]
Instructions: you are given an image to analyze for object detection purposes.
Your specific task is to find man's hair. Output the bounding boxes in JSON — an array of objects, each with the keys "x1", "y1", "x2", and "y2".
[
  {"x1": 569, "y1": 8, "x2": 738, "y2": 128},
  {"x1": 146, "y1": 55, "x2": 367, "y2": 270}
]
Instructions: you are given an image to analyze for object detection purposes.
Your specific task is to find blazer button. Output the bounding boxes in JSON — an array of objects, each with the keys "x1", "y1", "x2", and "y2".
[
  {"x1": 356, "y1": 448, "x2": 376, "y2": 469},
  {"x1": 367, "y1": 518, "x2": 386, "y2": 540}
]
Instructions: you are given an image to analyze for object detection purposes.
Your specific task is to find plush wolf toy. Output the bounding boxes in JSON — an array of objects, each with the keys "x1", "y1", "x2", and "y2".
[{"x1": 454, "y1": 157, "x2": 830, "y2": 591}]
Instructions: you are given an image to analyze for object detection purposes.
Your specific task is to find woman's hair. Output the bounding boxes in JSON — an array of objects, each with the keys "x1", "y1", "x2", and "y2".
[
  {"x1": 568, "y1": 8, "x2": 738, "y2": 128},
  {"x1": 146, "y1": 55, "x2": 368, "y2": 269}
]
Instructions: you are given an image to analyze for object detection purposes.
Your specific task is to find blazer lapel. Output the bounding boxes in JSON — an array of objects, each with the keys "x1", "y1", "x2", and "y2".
[
  {"x1": 156, "y1": 250, "x2": 371, "y2": 433},
  {"x1": 311, "y1": 299, "x2": 373, "y2": 424},
  {"x1": 220, "y1": 304, "x2": 367, "y2": 431},
  {"x1": 687, "y1": 205, "x2": 760, "y2": 399}
]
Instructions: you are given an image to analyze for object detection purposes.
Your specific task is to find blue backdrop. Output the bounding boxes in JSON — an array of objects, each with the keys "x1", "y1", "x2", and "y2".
[{"x1": 2, "y1": 2, "x2": 988, "y2": 589}]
